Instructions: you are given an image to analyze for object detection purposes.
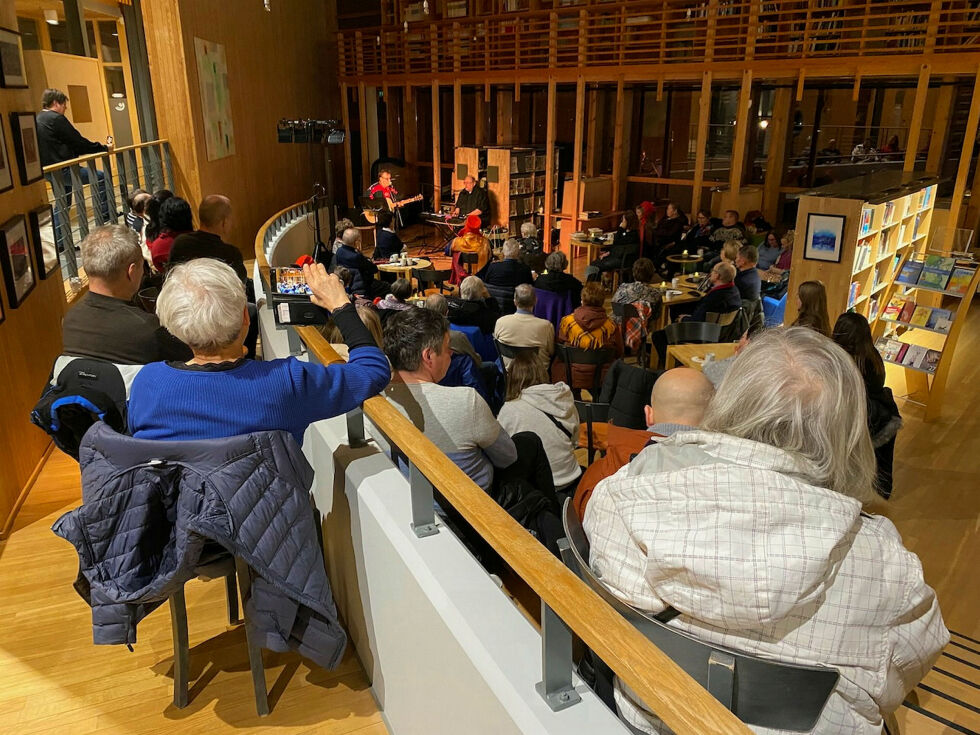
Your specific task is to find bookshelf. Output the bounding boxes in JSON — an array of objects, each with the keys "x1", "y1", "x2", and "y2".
[
  {"x1": 786, "y1": 172, "x2": 940, "y2": 325},
  {"x1": 870, "y1": 250, "x2": 980, "y2": 421}
]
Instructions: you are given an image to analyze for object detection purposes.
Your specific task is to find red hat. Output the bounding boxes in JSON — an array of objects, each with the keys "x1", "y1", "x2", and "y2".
[
  {"x1": 294, "y1": 254, "x2": 314, "y2": 267},
  {"x1": 462, "y1": 214, "x2": 482, "y2": 234}
]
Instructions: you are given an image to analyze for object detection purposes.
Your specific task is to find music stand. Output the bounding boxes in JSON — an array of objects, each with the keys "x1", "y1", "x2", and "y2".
[{"x1": 359, "y1": 196, "x2": 383, "y2": 226}]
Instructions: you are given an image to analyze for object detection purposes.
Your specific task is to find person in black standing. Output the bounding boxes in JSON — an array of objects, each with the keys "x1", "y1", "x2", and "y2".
[
  {"x1": 452, "y1": 175, "x2": 491, "y2": 230},
  {"x1": 374, "y1": 209, "x2": 403, "y2": 261}
]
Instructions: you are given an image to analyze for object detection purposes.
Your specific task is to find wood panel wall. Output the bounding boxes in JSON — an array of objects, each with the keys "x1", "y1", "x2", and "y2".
[
  {"x1": 142, "y1": 0, "x2": 340, "y2": 257},
  {"x1": 0, "y1": 2, "x2": 67, "y2": 536}
]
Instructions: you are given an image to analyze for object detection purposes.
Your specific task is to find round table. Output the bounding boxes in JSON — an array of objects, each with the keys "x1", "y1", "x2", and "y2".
[
  {"x1": 376, "y1": 258, "x2": 431, "y2": 280},
  {"x1": 666, "y1": 254, "x2": 703, "y2": 275}
]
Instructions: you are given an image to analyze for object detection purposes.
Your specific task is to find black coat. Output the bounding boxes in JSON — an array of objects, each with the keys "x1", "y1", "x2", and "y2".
[
  {"x1": 447, "y1": 296, "x2": 501, "y2": 334},
  {"x1": 690, "y1": 283, "x2": 742, "y2": 322},
  {"x1": 534, "y1": 271, "x2": 583, "y2": 307},
  {"x1": 36, "y1": 109, "x2": 107, "y2": 166},
  {"x1": 374, "y1": 228, "x2": 403, "y2": 260},
  {"x1": 481, "y1": 258, "x2": 534, "y2": 290},
  {"x1": 598, "y1": 359, "x2": 662, "y2": 430}
]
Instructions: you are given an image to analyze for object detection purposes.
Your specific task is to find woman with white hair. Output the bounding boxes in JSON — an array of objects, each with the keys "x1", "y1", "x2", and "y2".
[
  {"x1": 446, "y1": 275, "x2": 502, "y2": 335},
  {"x1": 128, "y1": 259, "x2": 390, "y2": 445},
  {"x1": 517, "y1": 221, "x2": 545, "y2": 272},
  {"x1": 584, "y1": 327, "x2": 947, "y2": 735}
]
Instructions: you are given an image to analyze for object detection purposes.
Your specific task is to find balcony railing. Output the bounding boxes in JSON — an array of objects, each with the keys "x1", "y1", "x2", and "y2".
[{"x1": 338, "y1": 0, "x2": 980, "y2": 80}]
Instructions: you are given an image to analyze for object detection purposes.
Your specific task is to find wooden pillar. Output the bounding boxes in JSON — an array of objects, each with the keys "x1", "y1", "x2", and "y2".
[
  {"x1": 543, "y1": 78, "x2": 557, "y2": 240},
  {"x1": 729, "y1": 69, "x2": 754, "y2": 193},
  {"x1": 496, "y1": 88, "x2": 514, "y2": 145},
  {"x1": 572, "y1": 76, "x2": 586, "y2": 223},
  {"x1": 904, "y1": 64, "x2": 931, "y2": 172},
  {"x1": 453, "y1": 80, "x2": 462, "y2": 149},
  {"x1": 404, "y1": 86, "x2": 419, "y2": 166},
  {"x1": 475, "y1": 92, "x2": 486, "y2": 146},
  {"x1": 340, "y1": 83, "x2": 354, "y2": 207},
  {"x1": 585, "y1": 88, "x2": 599, "y2": 177},
  {"x1": 762, "y1": 85, "x2": 792, "y2": 223},
  {"x1": 432, "y1": 80, "x2": 441, "y2": 211},
  {"x1": 692, "y1": 71, "x2": 713, "y2": 213},
  {"x1": 944, "y1": 68, "x2": 980, "y2": 251},
  {"x1": 926, "y1": 81, "x2": 955, "y2": 175},
  {"x1": 357, "y1": 82, "x2": 371, "y2": 196},
  {"x1": 611, "y1": 77, "x2": 627, "y2": 210}
]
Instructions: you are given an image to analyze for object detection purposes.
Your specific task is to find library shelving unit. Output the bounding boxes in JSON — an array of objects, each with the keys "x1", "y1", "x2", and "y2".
[
  {"x1": 453, "y1": 145, "x2": 558, "y2": 233},
  {"x1": 786, "y1": 172, "x2": 941, "y2": 325},
  {"x1": 870, "y1": 250, "x2": 980, "y2": 421}
]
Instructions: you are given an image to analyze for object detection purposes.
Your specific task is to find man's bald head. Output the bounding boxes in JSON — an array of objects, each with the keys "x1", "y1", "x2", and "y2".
[
  {"x1": 199, "y1": 195, "x2": 233, "y2": 234},
  {"x1": 645, "y1": 367, "x2": 715, "y2": 430}
]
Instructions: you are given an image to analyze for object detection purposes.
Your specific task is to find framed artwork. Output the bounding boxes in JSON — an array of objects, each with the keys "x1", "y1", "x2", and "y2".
[
  {"x1": 803, "y1": 213, "x2": 846, "y2": 264},
  {"x1": 194, "y1": 38, "x2": 236, "y2": 160},
  {"x1": 28, "y1": 204, "x2": 60, "y2": 280},
  {"x1": 0, "y1": 215, "x2": 35, "y2": 308},
  {"x1": 0, "y1": 27, "x2": 28, "y2": 89},
  {"x1": 0, "y1": 117, "x2": 13, "y2": 194},
  {"x1": 9, "y1": 112, "x2": 42, "y2": 185}
]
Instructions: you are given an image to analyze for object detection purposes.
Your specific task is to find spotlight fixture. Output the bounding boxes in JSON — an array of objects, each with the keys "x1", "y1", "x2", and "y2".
[
  {"x1": 759, "y1": 119, "x2": 770, "y2": 130},
  {"x1": 44, "y1": 9, "x2": 59, "y2": 25}
]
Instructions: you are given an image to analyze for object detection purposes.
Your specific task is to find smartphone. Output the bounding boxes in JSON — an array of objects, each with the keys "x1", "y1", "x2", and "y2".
[{"x1": 272, "y1": 267, "x2": 312, "y2": 296}]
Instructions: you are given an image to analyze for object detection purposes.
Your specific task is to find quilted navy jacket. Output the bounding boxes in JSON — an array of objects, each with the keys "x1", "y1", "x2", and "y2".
[{"x1": 52, "y1": 422, "x2": 347, "y2": 671}]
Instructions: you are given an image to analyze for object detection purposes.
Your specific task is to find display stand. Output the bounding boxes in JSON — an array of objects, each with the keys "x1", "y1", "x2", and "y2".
[{"x1": 871, "y1": 250, "x2": 980, "y2": 421}]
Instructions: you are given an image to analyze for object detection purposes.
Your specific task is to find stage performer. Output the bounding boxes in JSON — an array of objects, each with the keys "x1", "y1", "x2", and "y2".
[
  {"x1": 368, "y1": 169, "x2": 399, "y2": 207},
  {"x1": 450, "y1": 214, "x2": 491, "y2": 285},
  {"x1": 452, "y1": 175, "x2": 491, "y2": 230}
]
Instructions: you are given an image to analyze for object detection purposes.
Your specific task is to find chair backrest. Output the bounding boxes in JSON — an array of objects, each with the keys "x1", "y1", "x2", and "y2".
[
  {"x1": 555, "y1": 343, "x2": 616, "y2": 396},
  {"x1": 705, "y1": 309, "x2": 739, "y2": 327},
  {"x1": 762, "y1": 291, "x2": 788, "y2": 328},
  {"x1": 597, "y1": 359, "x2": 660, "y2": 430},
  {"x1": 573, "y1": 400, "x2": 610, "y2": 464},
  {"x1": 486, "y1": 282, "x2": 517, "y2": 314},
  {"x1": 494, "y1": 339, "x2": 539, "y2": 360},
  {"x1": 559, "y1": 500, "x2": 840, "y2": 732},
  {"x1": 532, "y1": 287, "x2": 573, "y2": 333},
  {"x1": 451, "y1": 324, "x2": 498, "y2": 362},
  {"x1": 413, "y1": 267, "x2": 451, "y2": 286},
  {"x1": 459, "y1": 251, "x2": 480, "y2": 273},
  {"x1": 664, "y1": 321, "x2": 723, "y2": 345},
  {"x1": 611, "y1": 302, "x2": 639, "y2": 320}
]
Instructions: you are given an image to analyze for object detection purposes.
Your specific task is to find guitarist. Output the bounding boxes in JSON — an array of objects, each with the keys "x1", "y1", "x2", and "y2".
[{"x1": 367, "y1": 169, "x2": 421, "y2": 229}]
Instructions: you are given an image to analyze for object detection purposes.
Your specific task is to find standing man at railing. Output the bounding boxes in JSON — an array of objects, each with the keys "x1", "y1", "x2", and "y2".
[{"x1": 37, "y1": 89, "x2": 114, "y2": 236}]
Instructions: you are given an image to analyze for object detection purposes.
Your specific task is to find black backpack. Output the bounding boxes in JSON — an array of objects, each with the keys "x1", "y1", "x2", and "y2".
[{"x1": 31, "y1": 358, "x2": 129, "y2": 459}]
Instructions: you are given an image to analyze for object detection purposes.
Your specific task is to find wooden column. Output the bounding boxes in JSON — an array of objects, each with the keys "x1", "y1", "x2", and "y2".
[
  {"x1": 585, "y1": 88, "x2": 599, "y2": 177},
  {"x1": 475, "y1": 92, "x2": 486, "y2": 146},
  {"x1": 692, "y1": 71, "x2": 713, "y2": 213},
  {"x1": 432, "y1": 80, "x2": 441, "y2": 211},
  {"x1": 904, "y1": 64, "x2": 931, "y2": 172},
  {"x1": 340, "y1": 82, "x2": 355, "y2": 207},
  {"x1": 543, "y1": 78, "x2": 557, "y2": 241},
  {"x1": 729, "y1": 69, "x2": 754, "y2": 193},
  {"x1": 926, "y1": 81, "x2": 955, "y2": 175},
  {"x1": 762, "y1": 85, "x2": 792, "y2": 223},
  {"x1": 497, "y1": 88, "x2": 514, "y2": 145},
  {"x1": 453, "y1": 81, "x2": 462, "y2": 149},
  {"x1": 404, "y1": 86, "x2": 419, "y2": 168},
  {"x1": 611, "y1": 77, "x2": 627, "y2": 210},
  {"x1": 944, "y1": 68, "x2": 980, "y2": 251},
  {"x1": 572, "y1": 76, "x2": 586, "y2": 224},
  {"x1": 357, "y1": 82, "x2": 371, "y2": 195}
]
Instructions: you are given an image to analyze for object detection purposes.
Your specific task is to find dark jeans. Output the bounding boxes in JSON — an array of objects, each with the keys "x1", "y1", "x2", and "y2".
[{"x1": 48, "y1": 167, "x2": 112, "y2": 252}]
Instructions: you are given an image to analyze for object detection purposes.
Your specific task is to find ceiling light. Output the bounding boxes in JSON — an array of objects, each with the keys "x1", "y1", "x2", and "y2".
[
  {"x1": 759, "y1": 119, "x2": 770, "y2": 129},
  {"x1": 44, "y1": 9, "x2": 59, "y2": 25},
  {"x1": 111, "y1": 92, "x2": 124, "y2": 98}
]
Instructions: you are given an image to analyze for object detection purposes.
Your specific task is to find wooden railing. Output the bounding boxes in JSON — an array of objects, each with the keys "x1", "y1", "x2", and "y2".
[
  {"x1": 254, "y1": 205, "x2": 754, "y2": 735},
  {"x1": 338, "y1": 0, "x2": 980, "y2": 81}
]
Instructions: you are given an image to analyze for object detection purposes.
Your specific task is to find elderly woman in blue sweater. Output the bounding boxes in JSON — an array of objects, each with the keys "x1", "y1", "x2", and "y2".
[{"x1": 128, "y1": 259, "x2": 390, "y2": 445}]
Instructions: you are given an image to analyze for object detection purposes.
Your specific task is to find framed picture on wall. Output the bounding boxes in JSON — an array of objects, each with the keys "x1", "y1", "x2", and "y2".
[
  {"x1": 9, "y1": 112, "x2": 43, "y2": 185},
  {"x1": 28, "y1": 204, "x2": 60, "y2": 280},
  {"x1": 0, "y1": 117, "x2": 13, "y2": 194},
  {"x1": 0, "y1": 215, "x2": 36, "y2": 308},
  {"x1": 803, "y1": 213, "x2": 846, "y2": 264},
  {"x1": 0, "y1": 27, "x2": 28, "y2": 89}
]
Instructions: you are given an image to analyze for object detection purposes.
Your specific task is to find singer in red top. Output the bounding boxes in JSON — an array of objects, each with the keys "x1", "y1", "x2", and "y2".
[{"x1": 368, "y1": 169, "x2": 398, "y2": 205}]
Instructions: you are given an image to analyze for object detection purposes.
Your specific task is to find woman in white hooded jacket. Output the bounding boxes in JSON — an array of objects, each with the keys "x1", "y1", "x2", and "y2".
[
  {"x1": 498, "y1": 352, "x2": 581, "y2": 492},
  {"x1": 584, "y1": 327, "x2": 947, "y2": 735}
]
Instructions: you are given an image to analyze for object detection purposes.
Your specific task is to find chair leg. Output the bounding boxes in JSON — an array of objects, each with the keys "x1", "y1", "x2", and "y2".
[
  {"x1": 170, "y1": 587, "x2": 190, "y2": 709},
  {"x1": 234, "y1": 557, "x2": 270, "y2": 716},
  {"x1": 224, "y1": 571, "x2": 241, "y2": 626}
]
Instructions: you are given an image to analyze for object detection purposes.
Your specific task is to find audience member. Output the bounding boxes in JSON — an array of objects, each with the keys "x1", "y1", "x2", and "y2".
[
  {"x1": 517, "y1": 221, "x2": 545, "y2": 272},
  {"x1": 709, "y1": 209, "x2": 747, "y2": 246},
  {"x1": 851, "y1": 138, "x2": 879, "y2": 163},
  {"x1": 534, "y1": 251, "x2": 583, "y2": 308},
  {"x1": 585, "y1": 211, "x2": 640, "y2": 281},
  {"x1": 773, "y1": 230, "x2": 794, "y2": 271},
  {"x1": 701, "y1": 329, "x2": 750, "y2": 387},
  {"x1": 574, "y1": 367, "x2": 714, "y2": 519},
  {"x1": 611, "y1": 257, "x2": 663, "y2": 321},
  {"x1": 498, "y1": 352, "x2": 581, "y2": 493},
  {"x1": 168, "y1": 195, "x2": 247, "y2": 283},
  {"x1": 757, "y1": 230, "x2": 782, "y2": 270},
  {"x1": 705, "y1": 239, "x2": 740, "y2": 270},
  {"x1": 734, "y1": 244, "x2": 763, "y2": 333},
  {"x1": 124, "y1": 189, "x2": 151, "y2": 241},
  {"x1": 554, "y1": 282, "x2": 623, "y2": 390},
  {"x1": 685, "y1": 261, "x2": 741, "y2": 322},
  {"x1": 377, "y1": 278, "x2": 414, "y2": 316},
  {"x1": 450, "y1": 214, "x2": 491, "y2": 283},
  {"x1": 143, "y1": 189, "x2": 173, "y2": 243},
  {"x1": 832, "y1": 313, "x2": 902, "y2": 498},
  {"x1": 493, "y1": 284, "x2": 555, "y2": 375},
  {"x1": 792, "y1": 279, "x2": 831, "y2": 337},
  {"x1": 481, "y1": 238, "x2": 533, "y2": 292},
  {"x1": 424, "y1": 293, "x2": 482, "y2": 366},
  {"x1": 680, "y1": 209, "x2": 716, "y2": 252},
  {"x1": 334, "y1": 227, "x2": 388, "y2": 299},
  {"x1": 332, "y1": 217, "x2": 355, "y2": 254},
  {"x1": 636, "y1": 201, "x2": 657, "y2": 256},
  {"x1": 584, "y1": 327, "x2": 948, "y2": 735},
  {"x1": 373, "y1": 209, "x2": 403, "y2": 261},
  {"x1": 447, "y1": 275, "x2": 501, "y2": 335},
  {"x1": 147, "y1": 196, "x2": 193, "y2": 272},
  {"x1": 129, "y1": 260, "x2": 389, "y2": 445},
  {"x1": 324, "y1": 303, "x2": 385, "y2": 360},
  {"x1": 62, "y1": 226, "x2": 191, "y2": 364},
  {"x1": 650, "y1": 202, "x2": 687, "y2": 257}
]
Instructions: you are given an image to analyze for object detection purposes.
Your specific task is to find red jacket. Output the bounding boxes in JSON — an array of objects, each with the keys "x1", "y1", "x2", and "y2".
[{"x1": 573, "y1": 425, "x2": 662, "y2": 521}]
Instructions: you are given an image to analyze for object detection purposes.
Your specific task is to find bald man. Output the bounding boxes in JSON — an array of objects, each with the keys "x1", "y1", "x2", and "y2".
[
  {"x1": 168, "y1": 194, "x2": 247, "y2": 284},
  {"x1": 573, "y1": 367, "x2": 715, "y2": 520},
  {"x1": 452, "y1": 175, "x2": 491, "y2": 229}
]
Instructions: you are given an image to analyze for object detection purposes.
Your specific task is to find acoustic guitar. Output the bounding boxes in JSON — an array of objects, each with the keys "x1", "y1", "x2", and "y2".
[{"x1": 363, "y1": 194, "x2": 423, "y2": 224}]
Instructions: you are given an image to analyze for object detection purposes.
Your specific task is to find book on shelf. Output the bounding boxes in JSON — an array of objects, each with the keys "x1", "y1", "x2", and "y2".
[
  {"x1": 881, "y1": 228, "x2": 891, "y2": 253},
  {"x1": 913, "y1": 214, "x2": 921, "y2": 239},
  {"x1": 876, "y1": 337, "x2": 903, "y2": 362},
  {"x1": 898, "y1": 300, "x2": 917, "y2": 323},
  {"x1": 946, "y1": 267, "x2": 975, "y2": 296},
  {"x1": 922, "y1": 349, "x2": 942, "y2": 373},
  {"x1": 883, "y1": 202, "x2": 895, "y2": 224},
  {"x1": 923, "y1": 185, "x2": 933, "y2": 208},
  {"x1": 869, "y1": 298, "x2": 879, "y2": 322},
  {"x1": 917, "y1": 255, "x2": 957, "y2": 290},
  {"x1": 909, "y1": 305, "x2": 932, "y2": 327},
  {"x1": 882, "y1": 295, "x2": 907, "y2": 320},
  {"x1": 901, "y1": 344, "x2": 927, "y2": 368},
  {"x1": 925, "y1": 308, "x2": 954, "y2": 333},
  {"x1": 860, "y1": 207, "x2": 873, "y2": 235},
  {"x1": 847, "y1": 281, "x2": 861, "y2": 308},
  {"x1": 896, "y1": 259, "x2": 923, "y2": 284}
]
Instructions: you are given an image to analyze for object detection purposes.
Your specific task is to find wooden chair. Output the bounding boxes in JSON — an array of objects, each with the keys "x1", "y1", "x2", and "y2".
[
  {"x1": 664, "y1": 321, "x2": 722, "y2": 346},
  {"x1": 413, "y1": 267, "x2": 453, "y2": 296},
  {"x1": 554, "y1": 344, "x2": 616, "y2": 399},
  {"x1": 494, "y1": 339, "x2": 540, "y2": 361},
  {"x1": 611, "y1": 302, "x2": 650, "y2": 368},
  {"x1": 459, "y1": 251, "x2": 480, "y2": 275},
  {"x1": 705, "y1": 308, "x2": 749, "y2": 342},
  {"x1": 574, "y1": 400, "x2": 610, "y2": 465}
]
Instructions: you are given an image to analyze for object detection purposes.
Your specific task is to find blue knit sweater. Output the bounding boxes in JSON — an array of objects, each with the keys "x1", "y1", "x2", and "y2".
[{"x1": 128, "y1": 305, "x2": 390, "y2": 445}]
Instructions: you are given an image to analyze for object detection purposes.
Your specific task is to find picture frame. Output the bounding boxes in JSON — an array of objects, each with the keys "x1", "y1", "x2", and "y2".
[
  {"x1": 0, "y1": 27, "x2": 28, "y2": 89},
  {"x1": 0, "y1": 116, "x2": 13, "y2": 194},
  {"x1": 803, "y1": 213, "x2": 846, "y2": 264},
  {"x1": 0, "y1": 215, "x2": 36, "y2": 308},
  {"x1": 28, "y1": 204, "x2": 60, "y2": 280},
  {"x1": 9, "y1": 112, "x2": 43, "y2": 185}
]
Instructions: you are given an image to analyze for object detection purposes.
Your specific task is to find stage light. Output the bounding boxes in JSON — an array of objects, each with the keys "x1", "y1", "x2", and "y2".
[{"x1": 759, "y1": 119, "x2": 770, "y2": 129}]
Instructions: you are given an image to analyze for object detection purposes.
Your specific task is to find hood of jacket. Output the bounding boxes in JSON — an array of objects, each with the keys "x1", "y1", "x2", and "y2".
[
  {"x1": 573, "y1": 305, "x2": 610, "y2": 332},
  {"x1": 605, "y1": 429, "x2": 864, "y2": 628},
  {"x1": 517, "y1": 382, "x2": 578, "y2": 432}
]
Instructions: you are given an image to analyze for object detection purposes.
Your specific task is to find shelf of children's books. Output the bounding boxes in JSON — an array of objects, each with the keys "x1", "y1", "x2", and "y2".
[
  {"x1": 879, "y1": 317, "x2": 952, "y2": 336},
  {"x1": 880, "y1": 356, "x2": 938, "y2": 375},
  {"x1": 897, "y1": 282, "x2": 969, "y2": 298}
]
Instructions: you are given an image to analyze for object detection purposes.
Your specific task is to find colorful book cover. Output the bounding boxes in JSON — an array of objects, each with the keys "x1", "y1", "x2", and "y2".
[
  {"x1": 884, "y1": 202, "x2": 895, "y2": 224},
  {"x1": 926, "y1": 308, "x2": 954, "y2": 332},
  {"x1": 896, "y1": 260, "x2": 923, "y2": 284},
  {"x1": 909, "y1": 306, "x2": 932, "y2": 327},
  {"x1": 920, "y1": 349, "x2": 942, "y2": 373},
  {"x1": 918, "y1": 255, "x2": 957, "y2": 289},
  {"x1": 860, "y1": 208, "x2": 872, "y2": 234},
  {"x1": 946, "y1": 267, "x2": 975, "y2": 296},
  {"x1": 848, "y1": 281, "x2": 859, "y2": 308},
  {"x1": 877, "y1": 338, "x2": 903, "y2": 362},
  {"x1": 869, "y1": 298, "x2": 879, "y2": 322},
  {"x1": 901, "y1": 344, "x2": 927, "y2": 367},
  {"x1": 898, "y1": 300, "x2": 917, "y2": 323},
  {"x1": 882, "y1": 296, "x2": 906, "y2": 320}
]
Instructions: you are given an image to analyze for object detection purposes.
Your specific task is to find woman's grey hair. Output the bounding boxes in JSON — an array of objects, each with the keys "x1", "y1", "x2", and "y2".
[
  {"x1": 545, "y1": 250, "x2": 568, "y2": 272},
  {"x1": 157, "y1": 259, "x2": 246, "y2": 353},
  {"x1": 701, "y1": 327, "x2": 876, "y2": 503},
  {"x1": 502, "y1": 238, "x2": 521, "y2": 259},
  {"x1": 460, "y1": 275, "x2": 488, "y2": 301},
  {"x1": 80, "y1": 225, "x2": 142, "y2": 280},
  {"x1": 520, "y1": 222, "x2": 537, "y2": 239}
]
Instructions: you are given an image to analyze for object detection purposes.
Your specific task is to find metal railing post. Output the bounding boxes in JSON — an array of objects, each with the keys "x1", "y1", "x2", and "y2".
[
  {"x1": 536, "y1": 593, "x2": 582, "y2": 712},
  {"x1": 163, "y1": 142, "x2": 176, "y2": 192},
  {"x1": 48, "y1": 172, "x2": 78, "y2": 278},
  {"x1": 140, "y1": 144, "x2": 156, "y2": 193},
  {"x1": 127, "y1": 149, "x2": 141, "y2": 191},
  {"x1": 86, "y1": 159, "x2": 106, "y2": 227},
  {"x1": 408, "y1": 461, "x2": 439, "y2": 538},
  {"x1": 115, "y1": 151, "x2": 130, "y2": 216},
  {"x1": 69, "y1": 164, "x2": 90, "y2": 241}
]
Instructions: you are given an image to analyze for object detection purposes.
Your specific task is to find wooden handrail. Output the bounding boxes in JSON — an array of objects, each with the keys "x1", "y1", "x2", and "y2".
[
  {"x1": 254, "y1": 206, "x2": 754, "y2": 735},
  {"x1": 42, "y1": 139, "x2": 170, "y2": 174}
]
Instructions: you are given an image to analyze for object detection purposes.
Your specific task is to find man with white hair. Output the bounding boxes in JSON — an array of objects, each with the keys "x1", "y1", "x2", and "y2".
[
  {"x1": 446, "y1": 275, "x2": 501, "y2": 335},
  {"x1": 62, "y1": 225, "x2": 191, "y2": 364},
  {"x1": 480, "y1": 238, "x2": 534, "y2": 314},
  {"x1": 517, "y1": 221, "x2": 545, "y2": 272},
  {"x1": 451, "y1": 174, "x2": 491, "y2": 229},
  {"x1": 492, "y1": 284, "x2": 554, "y2": 374},
  {"x1": 127, "y1": 259, "x2": 390, "y2": 445},
  {"x1": 334, "y1": 227, "x2": 387, "y2": 299},
  {"x1": 584, "y1": 327, "x2": 948, "y2": 735}
]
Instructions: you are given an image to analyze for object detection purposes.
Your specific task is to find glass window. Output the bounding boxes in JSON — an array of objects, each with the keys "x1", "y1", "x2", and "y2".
[
  {"x1": 48, "y1": 21, "x2": 71, "y2": 54},
  {"x1": 104, "y1": 67, "x2": 127, "y2": 98},
  {"x1": 630, "y1": 87, "x2": 668, "y2": 176},
  {"x1": 98, "y1": 21, "x2": 122, "y2": 63},
  {"x1": 86, "y1": 21, "x2": 97, "y2": 57},
  {"x1": 666, "y1": 89, "x2": 701, "y2": 181},
  {"x1": 17, "y1": 17, "x2": 40, "y2": 51}
]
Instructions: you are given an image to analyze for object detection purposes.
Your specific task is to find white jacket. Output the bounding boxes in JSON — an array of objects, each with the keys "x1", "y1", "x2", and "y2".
[
  {"x1": 497, "y1": 382, "x2": 581, "y2": 489},
  {"x1": 583, "y1": 430, "x2": 948, "y2": 735}
]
